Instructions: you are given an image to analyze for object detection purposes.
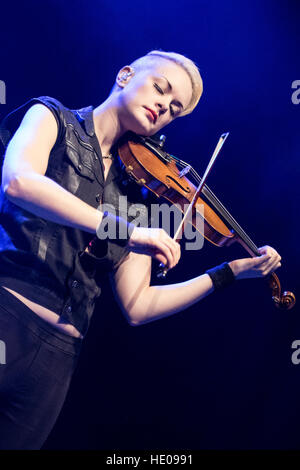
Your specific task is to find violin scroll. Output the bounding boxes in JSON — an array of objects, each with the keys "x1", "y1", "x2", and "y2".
[{"x1": 268, "y1": 272, "x2": 296, "y2": 310}]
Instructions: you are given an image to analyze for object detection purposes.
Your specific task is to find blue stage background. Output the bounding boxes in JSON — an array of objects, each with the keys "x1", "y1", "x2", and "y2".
[{"x1": 0, "y1": 0, "x2": 299, "y2": 449}]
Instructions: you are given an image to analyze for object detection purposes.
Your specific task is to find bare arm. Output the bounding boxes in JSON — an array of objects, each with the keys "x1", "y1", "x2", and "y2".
[
  {"x1": 111, "y1": 252, "x2": 214, "y2": 326},
  {"x1": 110, "y1": 246, "x2": 282, "y2": 326}
]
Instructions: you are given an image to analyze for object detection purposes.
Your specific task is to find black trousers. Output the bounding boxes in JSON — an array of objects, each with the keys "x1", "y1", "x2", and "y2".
[{"x1": 0, "y1": 285, "x2": 82, "y2": 450}]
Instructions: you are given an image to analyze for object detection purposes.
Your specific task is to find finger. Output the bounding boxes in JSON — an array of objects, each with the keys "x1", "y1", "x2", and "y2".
[
  {"x1": 274, "y1": 261, "x2": 282, "y2": 271},
  {"x1": 154, "y1": 253, "x2": 168, "y2": 267},
  {"x1": 252, "y1": 253, "x2": 271, "y2": 266},
  {"x1": 257, "y1": 245, "x2": 269, "y2": 255},
  {"x1": 260, "y1": 256, "x2": 282, "y2": 276},
  {"x1": 262, "y1": 252, "x2": 281, "y2": 266},
  {"x1": 165, "y1": 239, "x2": 181, "y2": 267},
  {"x1": 161, "y1": 233, "x2": 179, "y2": 267},
  {"x1": 245, "y1": 254, "x2": 273, "y2": 277},
  {"x1": 153, "y1": 239, "x2": 175, "y2": 269},
  {"x1": 171, "y1": 240, "x2": 181, "y2": 265},
  {"x1": 257, "y1": 246, "x2": 275, "y2": 259},
  {"x1": 175, "y1": 242, "x2": 181, "y2": 264},
  {"x1": 258, "y1": 246, "x2": 280, "y2": 260},
  {"x1": 165, "y1": 239, "x2": 178, "y2": 268},
  {"x1": 265, "y1": 257, "x2": 282, "y2": 275}
]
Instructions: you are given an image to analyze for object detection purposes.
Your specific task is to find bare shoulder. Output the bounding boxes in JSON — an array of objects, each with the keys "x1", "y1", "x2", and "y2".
[
  {"x1": 2, "y1": 103, "x2": 59, "y2": 191},
  {"x1": 19, "y1": 102, "x2": 58, "y2": 129},
  {"x1": 10, "y1": 103, "x2": 59, "y2": 148}
]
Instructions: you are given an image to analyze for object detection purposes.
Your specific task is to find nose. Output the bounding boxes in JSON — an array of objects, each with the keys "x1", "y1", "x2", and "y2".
[{"x1": 156, "y1": 102, "x2": 168, "y2": 116}]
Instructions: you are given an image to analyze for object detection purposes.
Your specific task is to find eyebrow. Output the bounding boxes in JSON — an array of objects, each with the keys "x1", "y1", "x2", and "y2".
[{"x1": 159, "y1": 75, "x2": 184, "y2": 110}]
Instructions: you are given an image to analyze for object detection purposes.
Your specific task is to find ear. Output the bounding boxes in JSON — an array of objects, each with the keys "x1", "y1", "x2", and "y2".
[{"x1": 116, "y1": 66, "x2": 135, "y2": 88}]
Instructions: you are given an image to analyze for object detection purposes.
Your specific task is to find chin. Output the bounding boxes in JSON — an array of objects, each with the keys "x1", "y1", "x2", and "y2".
[
  {"x1": 126, "y1": 109, "x2": 158, "y2": 136},
  {"x1": 128, "y1": 121, "x2": 153, "y2": 136}
]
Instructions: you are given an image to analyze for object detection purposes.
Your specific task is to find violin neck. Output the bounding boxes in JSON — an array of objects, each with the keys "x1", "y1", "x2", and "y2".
[{"x1": 234, "y1": 235, "x2": 260, "y2": 257}]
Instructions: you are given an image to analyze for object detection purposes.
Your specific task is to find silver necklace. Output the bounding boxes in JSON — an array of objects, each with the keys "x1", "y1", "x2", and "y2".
[{"x1": 102, "y1": 153, "x2": 114, "y2": 159}]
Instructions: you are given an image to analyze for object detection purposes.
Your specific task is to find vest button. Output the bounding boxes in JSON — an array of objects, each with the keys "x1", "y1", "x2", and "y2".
[
  {"x1": 66, "y1": 305, "x2": 72, "y2": 313},
  {"x1": 78, "y1": 164, "x2": 82, "y2": 171},
  {"x1": 71, "y1": 280, "x2": 79, "y2": 288},
  {"x1": 95, "y1": 194, "x2": 101, "y2": 202}
]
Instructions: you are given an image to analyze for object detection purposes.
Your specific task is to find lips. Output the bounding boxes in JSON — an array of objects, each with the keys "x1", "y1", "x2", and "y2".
[{"x1": 144, "y1": 107, "x2": 158, "y2": 124}]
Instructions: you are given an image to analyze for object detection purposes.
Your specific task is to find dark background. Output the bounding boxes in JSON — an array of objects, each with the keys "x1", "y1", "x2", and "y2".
[{"x1": 0, "y1": 0, "x2": 299, "y2": 449}]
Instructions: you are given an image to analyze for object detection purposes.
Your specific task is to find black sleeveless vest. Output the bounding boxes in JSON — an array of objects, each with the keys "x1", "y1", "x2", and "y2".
[{"x1": 0, "y1": 96, "x2": 153, "y2": 336}]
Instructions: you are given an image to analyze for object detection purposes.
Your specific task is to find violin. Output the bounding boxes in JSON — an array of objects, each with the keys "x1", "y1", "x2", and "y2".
[{"x1": 118, "y1": 132, "x2": 296, "y2": 310}]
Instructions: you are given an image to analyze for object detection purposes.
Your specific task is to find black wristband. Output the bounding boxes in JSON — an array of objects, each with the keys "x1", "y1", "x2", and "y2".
[
  {"x1": 205, "y1": 262, "x2": 235, "y2": 291},
  {"x1": 96, "y1": 211, "x2": 134, "y2": 247}
]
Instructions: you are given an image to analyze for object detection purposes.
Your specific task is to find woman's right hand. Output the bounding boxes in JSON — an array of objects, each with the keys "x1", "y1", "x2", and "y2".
[
  {"x1": 228, "y1": 245, "x2": 282, "y2": 280},
  {"x1": 127, "y1": 226, "x2": 181, "y2": 270}
]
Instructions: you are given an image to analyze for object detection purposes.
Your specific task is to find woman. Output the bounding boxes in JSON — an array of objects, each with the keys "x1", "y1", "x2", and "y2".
[{"x1": 0, "y1": 50, "x2": 281, "y2": 449}]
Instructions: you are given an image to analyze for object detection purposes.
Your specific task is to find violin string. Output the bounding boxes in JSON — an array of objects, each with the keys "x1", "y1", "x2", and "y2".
[
  {"x1": 170, "y1": 155, "x2": 259, "y2": 254},
  {"x1": 190, "y1": 168, "x2": 259, "y2": 253},
  {"x1": 191, "y1": 169, "x2": 259, "y2": 253}
]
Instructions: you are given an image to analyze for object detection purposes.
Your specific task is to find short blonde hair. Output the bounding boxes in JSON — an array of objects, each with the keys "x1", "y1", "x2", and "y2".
[{"x1": 129, "y1": 50, "x2": 203, "y2": 116}]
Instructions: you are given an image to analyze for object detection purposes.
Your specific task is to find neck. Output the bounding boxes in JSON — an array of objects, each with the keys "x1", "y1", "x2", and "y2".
[{"x1": 92, "y1": 95, "x2": 125, "y2": 156}]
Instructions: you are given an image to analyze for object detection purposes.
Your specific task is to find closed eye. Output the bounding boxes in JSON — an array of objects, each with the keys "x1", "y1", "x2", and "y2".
[
  {"x1": 153, "y1": 83, "x2": 175, "y2": 117},
  {"x1": 153, "y1": 82, "x2": 164, "y2": 94}
]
